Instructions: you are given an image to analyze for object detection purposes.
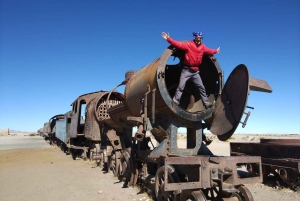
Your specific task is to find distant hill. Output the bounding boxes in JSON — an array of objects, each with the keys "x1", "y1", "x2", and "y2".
[
  {"x1": 10, "y1": 130, "x2": 35, "y2": 133},
  {"x1": 9, "y1": 130, "x2": 22, "y2": 133}
]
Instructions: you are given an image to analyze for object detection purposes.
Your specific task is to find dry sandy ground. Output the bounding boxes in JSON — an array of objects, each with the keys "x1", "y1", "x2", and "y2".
[
  {"x1": 0, "y1": 146, "x2": 151, "y2": 201},
  {"x1": 0, "y1": 134, "x2": 299, "y2": 201}
]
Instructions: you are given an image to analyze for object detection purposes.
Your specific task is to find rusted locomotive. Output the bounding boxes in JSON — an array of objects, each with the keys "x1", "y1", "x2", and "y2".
[
  {"x1": 42, "y1": 90, "x2": 126, "y2": 165},
  {"x1": 42, "y1": 43, "x2": 272, "y2": 201}
]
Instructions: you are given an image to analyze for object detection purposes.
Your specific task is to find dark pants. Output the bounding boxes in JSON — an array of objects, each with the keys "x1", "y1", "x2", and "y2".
[{"x1": 173, "y1": 66, "x2": 209, "y2": 105}]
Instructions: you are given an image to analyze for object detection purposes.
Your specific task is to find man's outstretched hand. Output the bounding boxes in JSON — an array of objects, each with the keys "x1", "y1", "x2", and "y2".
[
  {"x1": 217, "y1": 47, "x2": 220, "y2": 53},
  {"x1": 161, "y1": 32, "x2": 170, "y2": 40}
]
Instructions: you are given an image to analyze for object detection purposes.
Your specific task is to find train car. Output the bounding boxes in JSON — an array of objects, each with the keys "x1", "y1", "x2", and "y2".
[
  {"x1": 42, "y1": 122, "x2": 50, "y2": 139},
  {"x1": 230, "y1": 139, "x2": 300, "y2": 191},
  {"x1": 104, "y1": 44, "x2": 273, "y2": 200},
  {"x1": 54, "y1": 111, "x2": 72, "y2": 153},
  {"x1": 70, "y1": 90, "x2": 125, "y2": 163},
  {"x1": 42, "y1": 114, "x2": 64, "y2": 142},
  {"x1": 37, "y1": 128, "x2": 43, "y2": 136},
  {"x1": 44, "y1": 90, "x2": 127, "y2": 170}
]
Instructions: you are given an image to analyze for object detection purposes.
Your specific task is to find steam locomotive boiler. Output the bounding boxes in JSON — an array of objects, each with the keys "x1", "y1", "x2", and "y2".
[
  {"x1": 42, "y1": 90, "x2": 128, "y2": 169},
  {"x1": 106, "y1": 44, "x2": 272, "y2": 200},
  {"x1": 67, "y1": 90, "x2": 122, "y2": 161}
]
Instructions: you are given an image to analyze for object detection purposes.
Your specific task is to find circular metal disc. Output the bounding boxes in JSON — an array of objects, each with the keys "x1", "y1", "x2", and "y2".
[{"x1": 209, "y1": 64, "x2": 249, "y2": 141}]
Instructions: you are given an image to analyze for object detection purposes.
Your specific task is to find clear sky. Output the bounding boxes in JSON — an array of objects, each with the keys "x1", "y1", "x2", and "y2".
[{"x1": 0, "y1": 0, "x2": 299, "y2": 134}]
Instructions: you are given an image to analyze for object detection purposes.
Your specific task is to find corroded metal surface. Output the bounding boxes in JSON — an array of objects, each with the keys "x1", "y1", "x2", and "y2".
[
  {"x1": 209, "y1": 64, "x2": 249, "y2": 141},
  {"x1": 55, "y1": 111, "x2": 71, "y2": 144},
  {"x1": 120, "y1": 45, "x2": 221, "y2": 126},
  {"x1": 43, "y1": 114, "x2": 64, "y2": 139},
  {"x1": 260, "y1": 138, "x2": 300, "y2": 145},
  {"x1": 70, "y1": 91, "x2": 107, "y2": 138},
  {"x1": 106, "y1": 129, "x2": 122, "y2": 150},
  {"x1": 230, "y1": 139, "x2": 300, "y2": 159},
  {"x1": 164, "y1": 156, "x2": 262, "y2": 190},
  {"x1": 249, "y1": 77, "x2": 272, "y2": 93},
  {"x1": 230, "y1": 139, "x2": 300, "y2": 190},
  {"x1": 94, "y1": 91, "x2": 125, "y2": 131},
  {"x1": 85, "y1": 97, "x2": 101, "y2": 141},
  {"x1": 70, "y1": 90, "x2": 124, "y2": 139},
  {"x1": 125, "y1": 58, "x2": 161, "y2": 117}
]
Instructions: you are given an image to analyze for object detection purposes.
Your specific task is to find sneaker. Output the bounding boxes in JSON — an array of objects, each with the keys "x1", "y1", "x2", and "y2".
[
  {"x1": 173, "y1": 99, "x2": 179, "y2": 105},
  {"x1": 205, "y1": 139, "x2": 213, "y2": 146},
  {"x1": 205, "y1": 102, "x2": 214, "y2": 109}
]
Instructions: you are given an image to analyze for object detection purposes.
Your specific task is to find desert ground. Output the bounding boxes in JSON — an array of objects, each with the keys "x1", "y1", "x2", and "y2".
[{"x1": 0, "y1": 133, "x2": 299, "y2": 201}]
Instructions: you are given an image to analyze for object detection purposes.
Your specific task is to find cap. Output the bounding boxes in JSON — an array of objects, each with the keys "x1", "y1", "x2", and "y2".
[{"x1": 192, "y1": 32, "x2": 203, "y2": 37}]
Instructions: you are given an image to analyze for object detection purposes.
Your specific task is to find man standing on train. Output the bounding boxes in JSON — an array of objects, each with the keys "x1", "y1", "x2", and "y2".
[{"x1": 161, "y1": 31, "x2": 220, "y2": 109}]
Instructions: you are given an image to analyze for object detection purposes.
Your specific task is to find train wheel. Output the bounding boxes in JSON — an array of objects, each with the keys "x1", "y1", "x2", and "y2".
[
  {"x1": 110, "y1": 151, "x2": 122, "y2": 178},
  {"x1": 60, "y1": 143, "x2": 64, "y2": 151},
  {"x1": 231, "y1": 185, "x2": 254, "y2": 201},
  {"x1": 115, "y1": 157, "x2": 122, "y2": 177},
  {"x1": 109, "y1": 151, "x2": 116, "y2": 174},
  {"x1": 155, "y1": 165, "x2": 180, "y2": 201},
  {"x1": 129, "y1": 155, "x2": 137, "y2": 187},
  {"x1": 65, "y1": 147, "x2": 70, "y2": 155},
  {"x1": 180, "y1": 190, "x2": 207, "y2": 201},
  {"x1": 121, "y1": 151, "x2": 130, "y2": 175},
  {"x1": 95, "y1": 144, "x2": 103, "y2": 168},
  {"x1": 202, "y1": 181, "x2": 222, "y2": 200},
  {"x1": 70, "y1": 149, "x2": 77, "y2": 160}
]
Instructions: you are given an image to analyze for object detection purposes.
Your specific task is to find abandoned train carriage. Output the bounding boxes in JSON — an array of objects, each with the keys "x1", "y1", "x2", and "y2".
[
  {"x1": 42, "y1": 114, "x2": 64, "y2": 141},
  {"x1": 230, "y1": 139, "x2": 300, "y2": 191}
]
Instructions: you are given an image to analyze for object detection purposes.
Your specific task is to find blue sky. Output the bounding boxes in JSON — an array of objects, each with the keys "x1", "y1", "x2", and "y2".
[{"x1": 0, "y1": 0, "x2": 299, "y2": 134}]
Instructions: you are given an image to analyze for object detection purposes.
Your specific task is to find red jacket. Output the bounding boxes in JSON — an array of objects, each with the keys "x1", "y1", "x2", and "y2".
[{"x1": 167, "y1": 38, "x2": 217, "y2": 71}]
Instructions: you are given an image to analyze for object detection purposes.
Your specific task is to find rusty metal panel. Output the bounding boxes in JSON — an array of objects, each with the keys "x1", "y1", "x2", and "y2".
[
  {"x1": 70, "y1": 90, "x2": 107, "y2": 106},
  {"x1": 125, "y1": 58, "x2": 160, "y2": 117},
  {"x1": 84, "y1": 98, "x2": 100, "y2": 141},
  {"x1": 55, "y1": 111, "x2": 71, "y2": 144},
  {"x1": 249, "y1": 77, "x2": 273, "y2": 93},
  {"x1": 106, "y1": 129, "x2": 122, "y2": 150},
  {"x1": 164, "y1": 156, "x2": 262, "y2": 191},
  {"x1": 56, "y1": 120, "x2": 67, "y2": 143},
  {"x1": 108, "y1": 101, "x2": 139, "y2": 128},
  {"x1": 70, "y1": 111, "x2": 79, "y2": 138},
  {"x1": 262, "y1": 158, "x2": 300, "y2": 170},
  {"x1": 209, "y1": 65, "x2": 249, "y2": 141},
  {"x1": 164, "y1": 157, "x2": 204, "y2": 190},
  {"x1": 230, "y1": 140, "x2": 300, "y2": 189},
  {"x1": 230, "y1": 140, "x2": 300, "y2": 159},
  {"x1": 260, "y1": 138, "x2": 300, "y2": 145},
  {"x1": 231, "y1": 142, "x2": 270, "y2": 157}
]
